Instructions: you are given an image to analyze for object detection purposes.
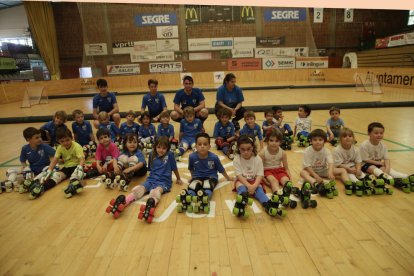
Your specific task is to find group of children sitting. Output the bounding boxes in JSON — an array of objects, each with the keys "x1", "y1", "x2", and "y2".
[{"x1": 2, "y1": 101, "x2": 413, "y2": 223}]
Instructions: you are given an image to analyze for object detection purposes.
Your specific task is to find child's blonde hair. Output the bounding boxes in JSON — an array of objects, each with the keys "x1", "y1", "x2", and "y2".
[
  {"x1": 183, "y1": 106, "x2": 195, "y2": 117},
  {"x1": 244, "y1": 110, "x2": 256, "y2": 120},
  {"x1": 98, "y1": 111, "x2": 109, "y2": 121}
]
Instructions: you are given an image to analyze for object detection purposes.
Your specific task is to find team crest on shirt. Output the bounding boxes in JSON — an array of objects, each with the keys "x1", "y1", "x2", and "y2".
[
  {"x1": 183, "y1": 100, "x2": 187, "y2": 105},
  {"x1": 192, "y1": 99, "x2": 197, "y2": 104},
  {"x1": 38, "y1": 149, "x2": 44, "y2": 157},
  {"x1": 208, "y1": 160, "x2": 215, "y2": 169},
  {"x1": 155, "y1": 98, "x2": 159, "y2": 103},
  {"x1": 107, "y1": 98, "x2": 112, "y2": 103},
  {"x1": 82, "y1": 125, "x2": 87, "y2": 130},
  {"x1": 194, "y1": 124, "x2": 198, "y2": 129}
]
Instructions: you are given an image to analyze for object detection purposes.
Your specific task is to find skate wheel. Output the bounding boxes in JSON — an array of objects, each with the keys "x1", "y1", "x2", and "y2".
[
  {"x1": 356, "y1": 191, "x2": 363, "y2": 196},
  {"x1": 268, "y1": 208, "x2": 277, "y2": 216},
  {"x1": 365, "y1": 190, "x2": 372, "y2": 196},
  {"x1": 138, "y1": 211, "x2": 144, "y2": 220},
  {"x1": 176, "y1": 205, "x2": 183, "y2": 213},
  {"x1": 345, "y1": 190, "x2": 352, "y2": 195},
  {"x1": 194, "y1": 205, "x2": 199, "y2": 213},
  {"x1": 387, "y1": 189, "x2": 394, "y2": 195},
  {"x1": 147, "y1": 216, "x2": 153, "y2": 223},
  {"x1": 333, "y1": 190, "x2": 339, "y2": 196},
  {"x1": 187, "y1": 205, "x2": 193, "y2": 213},
  {"x1": 105, "y1": 206, "x2": 112, "y2": 213},
  {"x1": 204, "y1": 206, "x2": 210, "y2": 214},
  {"x1": 247, "y1": 198, "x2": 254, "y2": 206},
  {"x1": 140, "y1": 205, "x2": 146, "y2": 212},
  {"x1": 202, "y1": 196, "x2": 209, "y2": 204},
  {"x1": 114, "y1": 211, "x2": 120, "y2": 219},
  {"x1": 110, "y1": 198, "x2": 116, "y2": 205},
  {"x1": 310, "y1": 200, "x2": 317, "y2": 208},
  {"x1": 232, "y1": 207, "x2": 240, "y2": 216},
  {"x1": 149, "y1": 208, "x2": 155, "y2": 216},
  {"x1": 402, "y1": 187, "x2": 410, "y2": 193},
  {"x1": 235, "y1": 194, "x2": 243, "y2": 203},
  {"x1": 326, "y1": 193, "x2": 334, "y2": 199},
  {"x1": 176, "y1": 195, "x2": 181, "y2": 203},
  {"x1": 118, "y1": 204, "x2": 125, "y2": 211},
  {"x1": 279, "y1": 210, "x2": 287, "y2": 217},
  {"x1": 65, "y1": 193, "x2": 72, "y2": 198},
  {"x1": 302, "y1": 201, "x2": 309, "y2": 209},
  {"x1": 289, "y1": 201, "x2": 297, "y2": 209},
  {"x1": 375, "y1": 179, "x2": 385, "y2": 185},
  {"x1": 388, "y1": 179, "x2": 395, "y2": 185},
  {"x1": 185, "y1": 195, "x2": 192, "y2": 203}
]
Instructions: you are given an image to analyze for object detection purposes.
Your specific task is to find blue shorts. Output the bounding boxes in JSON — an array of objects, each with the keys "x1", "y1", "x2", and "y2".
[
  {"x1": 143, "y1": 180, "x2": 171, "y2": 193},
  {"x1": 180, "y1": 137, "x2": 195, "y2": 147}
]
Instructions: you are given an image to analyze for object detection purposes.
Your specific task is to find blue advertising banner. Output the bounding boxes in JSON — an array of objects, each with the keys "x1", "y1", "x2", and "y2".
[
  {"x1": 264, "y1": 8, "x2": 306, "y2": 21},
  {"x1": 135, "y1": 13, "x2": 177, "y2": 26}
]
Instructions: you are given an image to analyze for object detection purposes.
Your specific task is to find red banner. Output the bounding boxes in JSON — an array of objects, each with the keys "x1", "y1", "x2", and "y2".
[{"x1": 227, "y1": 58, "x2": 261, "y2": 71}]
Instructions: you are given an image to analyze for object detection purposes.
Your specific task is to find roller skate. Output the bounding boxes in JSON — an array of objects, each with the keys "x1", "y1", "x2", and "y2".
[
  {"x1": 192, "y1": 189, "x2": 210, "y2": 214},
  {"x1": 232, "y1": 192, "x2": 253, "y2": 218},
  {"x1": 281, "y1": 131, "x2": 293, "y2": 150},
  {"x1": 191, "y1": 143, "x2": 197, "y2": 152},
  {"x1": 103, "y1": 171, "x2": 117, "y2": 189},
  {"x1": 63, "y1": 179, "x2": 83, "y2": 198},
  {"x1": 170, "y1": 138, "x2": 181, "y2": 161},
  {"x1": 263, "y1": 200, "x2": 287, "y2": 218},
  {"x1": 138, "y1": 197, "x2": 156, "y2": 223},
  {"x1": 280, "y1": 181, "x2": 298, "y2": 208},
  {"x1": 294, "y1": 182, "x2": 317, "y2": 209},
  {"x1": 105, "y1": 195, "x2": 126, "y2": 218},
  {"x1": 115, "y1": 137, "x2": 123, "y2": 151},
  {"x1": 226, "y1": 141, "x2": 237, "y2": 160},
  {"x1": 391, "y1": 178, "x2": 411, "y2": 193},
  {"x1": 271, "y1": 190, "x2": 296, "y2": 209},
  {"x1": 296, "y1": 134, "x2": 310, "y2": 147},
  {"x1": 28, "y1": 180, "x2": 44, "y2": 199},
  {"x1": 344, "y1": 180, "x2": 355, "y2": 195},
  {"x1": 116, "y1": 172, "x2": 133, "y2": 192},
  {"x1": 329, "y1": 137, "x2": 339, "y2": 146},
  {"x1": 316, "y1": 180, "x2": 338, "y2": 199},
  {"x1": 83, "y1": 164, "x2": 100, "y2": 179},
  {"x1": 176, "y1": 189, "x2": 193, "y2": 213}
]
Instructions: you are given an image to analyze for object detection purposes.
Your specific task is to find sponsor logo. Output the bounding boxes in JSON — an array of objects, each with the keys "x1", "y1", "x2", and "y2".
[
  {"x1": 241, "y1": 6, "x2": 254, "y2": 18},
  {"x1": 264, "y1": 9, "x2": 306, "y2": 21},
  {"x1": 135, "y1": 13, "x2": 177, "y2": 26},
  {"x1": 186, "y1": 8, "x2": 198, "y2": 21}
]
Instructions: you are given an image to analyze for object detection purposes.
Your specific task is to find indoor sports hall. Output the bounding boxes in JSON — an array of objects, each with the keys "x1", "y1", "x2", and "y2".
[{"x1": 0, "y1": 1, "x2": 413, "y2": 275}]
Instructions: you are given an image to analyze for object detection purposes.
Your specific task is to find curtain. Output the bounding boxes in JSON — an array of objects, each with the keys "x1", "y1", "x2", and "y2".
[{"x1": 24, "y1": 1, "x2": 61, "y2": 80}]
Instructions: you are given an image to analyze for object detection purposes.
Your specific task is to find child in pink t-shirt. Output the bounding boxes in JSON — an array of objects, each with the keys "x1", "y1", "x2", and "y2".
[{"x1": 95, "y1": 128, "x2": 120, "y2": 174}]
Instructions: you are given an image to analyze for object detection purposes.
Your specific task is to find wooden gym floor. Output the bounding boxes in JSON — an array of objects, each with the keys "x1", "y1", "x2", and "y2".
[{"x1": 0, "y1": 83, "x2": 413, "y2": 275}]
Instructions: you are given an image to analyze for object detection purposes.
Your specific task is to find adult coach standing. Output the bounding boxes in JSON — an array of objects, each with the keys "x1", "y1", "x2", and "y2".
[
  {"x1": 170, "y1": 76, "x2": 209, "y2": 122},
  {"x1": 92, "y1": 78, "x2": 121, "y2": 129},
  {"x1": 215, "y1": 73, "x2": 246, "y2": 130}
]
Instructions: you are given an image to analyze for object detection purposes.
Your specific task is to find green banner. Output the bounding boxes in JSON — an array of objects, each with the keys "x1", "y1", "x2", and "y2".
[{"x1": 0, "y1": 57, "x2": 16, "y2": 70}]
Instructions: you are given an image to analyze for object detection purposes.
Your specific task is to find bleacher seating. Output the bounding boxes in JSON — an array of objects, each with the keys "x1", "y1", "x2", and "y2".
[{"x1": 356, "y1": 45, "x2": 414, "y2": 67}]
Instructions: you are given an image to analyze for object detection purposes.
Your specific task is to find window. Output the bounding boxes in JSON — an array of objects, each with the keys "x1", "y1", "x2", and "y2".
[{"x1": 408, "y1": 10, "x2": 414, "y2": 26}]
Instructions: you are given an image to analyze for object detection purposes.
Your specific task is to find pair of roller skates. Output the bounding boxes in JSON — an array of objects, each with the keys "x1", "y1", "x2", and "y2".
[
  {"x1": 390, "y1": 175, "x2": 414, "y2": 193},
  {"x1": 296, "y1": 135, "x2": 310, "y2": 147},
  {"x1": 370, "y1": 174, "x2": 394, "y2": 195},
  {"x1": 105, "y1": 195, "x2": 127, "y2": 219},
  {"x1": 316, "y1": 180, "x2": 339, "y2": 199},
  {"x1": 176, "y1": 189, "x2": 210, "y2": 214},
  {"x1": 292, "y1": 182, "x2": 317, "y2": 209},
  {"x1": 271, "y1": 181, "x2": 297, "y2": 209},
  {"x1": 102, "y1": 171, "x2": 118, "y2": 189},
  {"x1": 63, "y1": 179, "x2": 83, "y2": 198},
  {"x1": 344, "y1": 180, "x2": 368, "y2": 196},
  {"x1": 232, "y1": 192, "x2": 254, "y2": 218},
  {"x1": 138, "y1": 198, "x2": 156, "y2": 223},
  {"x1": 83, "y1": 141, "x2": 97, "y2": 159},
  {"x1": 329, "y1": 137, "x2": 339, "y2": 147},
  {"x1": 170, "y1": 138, "x2": 181, "y2": 161},
  {"x1": 281, "y1": 130, "x2": 294, "y2": 150},
  {"x1": 141, "y1": 137, "x2": 154, "y2": 156},
  {"x1": 114, "y1": 137, "x2": 123, "y2": 151}
]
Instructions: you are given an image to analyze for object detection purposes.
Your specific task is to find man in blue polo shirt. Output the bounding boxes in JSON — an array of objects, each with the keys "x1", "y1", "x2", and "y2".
[
  {"x1": 140, "y1": 79, "x2": 167, "y2": 122},
  {"x1": 170, "y1": 76, "x2": 209, "y2": 122},
  {"x1": 92, "y1": 79, "x2": 121, "y2": 129}
]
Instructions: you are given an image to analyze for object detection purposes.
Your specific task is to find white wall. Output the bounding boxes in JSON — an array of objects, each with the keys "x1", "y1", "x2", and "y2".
[{"x1": 0, "y1": 5, "x2": 29, "y2": 38}]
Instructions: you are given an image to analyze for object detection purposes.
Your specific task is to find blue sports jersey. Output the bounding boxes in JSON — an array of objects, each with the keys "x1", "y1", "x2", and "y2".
[
  {"x1": 20, "y1": 144, "x2": 55, "y2": 174},
  {"x1": 157, "y1": 124, "x2": 175, "y2": 138},
  {"x1": 188, "y1": 152, "x2": 225, "y2": 180},
  {"x1": 92, "y1": 92, "x2": 117, "y2": 113},
  {"x1": 120, "y1": 122, "x2": 140, "y2": 137},
  {"x1": 121, "y1": 149, "x2": 147, "y2": 166},
  {"x1": 213, "y1": 121, "x2": 235, "y2": 139},
  {"x1": 138, "y1": 124, "x2": 156, "y2": 138},
  {"x1": 327, "y1": 118, "x2": 345, "y2": 137},
  {"x1": 41, "y1": 121, "x2": 67, "y2": 146},
  {"x1": 99, "y1": 122, "x2": 120, "y2": 141},
  {"x1": 180, "y1": 118, "x2": 203, "y2": 140},
  {"x1": 240, "y1": 123, "x2": 263, "y2": 141},
  {"x1": 141, "y1": 93, "x2": 167, "y2": 118},
  {"x1": 173, "y1": 88, "x2": 205, "y2": 109},
  {"x1": 72, "y1": 121, "x2": 93, "y2": 146},
  {"x1": 216, "y1": 85, "x2": 244, "y2": 108},
  {"x1": 147, "y1": 151, "x2": 177, "y2": 189}
]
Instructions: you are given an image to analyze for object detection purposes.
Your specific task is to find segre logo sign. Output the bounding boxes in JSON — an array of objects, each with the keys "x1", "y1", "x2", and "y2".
[
  {"x1": 264, "y1": 8, "x2": 306, "y2": 21},
  {"x1": 135, "y1": 13, "x2": 177, "y2": 26}
]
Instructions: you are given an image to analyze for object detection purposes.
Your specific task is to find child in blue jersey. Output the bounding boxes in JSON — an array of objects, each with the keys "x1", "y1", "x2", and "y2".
[
  {"x1": 240, "y1": 110, "x2": 264, "y2": 151},
  {"x1": 120, "y1": 110, "x2": 140, "y2": 137},
  {"x1": 72, "y1": 109, "x2": 95, "y2": 147},
  {"x1": 187, "y1": 133, "x2": 230, "y2": 203},
  {"x1": 108, "y1": 136, "x2": 182, "y2": 219},
  {"x1": 98, "y1": 111, "x2": 120, "y2": 142},
  {"x1": 213, "y1": 108, "x2": 236, "y2": 159},
  {"x1": 20, "y1": 127, "x2": 55, "y2": 175},
  {"x1": 178, "y1": 106, "x2": 203, "y2": 156},
  {"x1": 262, "y1": 110, "x2": 277, "y2": 134},
  {"x1": 138, "y1": 111, "x2": 157, "y2": 148},
  {"x1": 326, "y1": 106, "x2": 345, "y2": 145},
  {"x1": 140, "y1": 79, "x2": 167, "y2": 123},
  {"x1": 41, "y1": 110, "x2": 68, "y2": 147},
  {"x1": 157, "y1": 111, "x2": 175, "y2": 139}
]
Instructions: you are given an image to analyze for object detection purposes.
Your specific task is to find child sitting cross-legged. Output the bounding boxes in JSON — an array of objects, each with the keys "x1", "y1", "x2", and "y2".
[
  {"x1": 213, "y1": 108, "x2": 236, "y2": 159},
  {"x1": 178, "y1": 106, "x2": 203, "y2": 156}
]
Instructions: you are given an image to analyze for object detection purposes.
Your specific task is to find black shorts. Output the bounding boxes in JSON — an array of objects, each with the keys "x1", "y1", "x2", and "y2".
[{"x1": 361, "y1": 163, "x2": 382, "y2": 172}]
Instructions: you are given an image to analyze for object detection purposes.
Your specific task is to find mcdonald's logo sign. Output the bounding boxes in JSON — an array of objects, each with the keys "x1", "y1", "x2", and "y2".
[
  {"x1": 185, "y1": 7, "x2": 200, "y2": 24},
  {"x1": 241, "y1": 6, "x2": 255, "y2": 23}
]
